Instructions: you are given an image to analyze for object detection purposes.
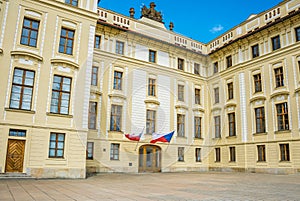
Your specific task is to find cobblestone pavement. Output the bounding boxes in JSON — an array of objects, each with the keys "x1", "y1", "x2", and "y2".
[{"x1": 1, "y1": 172, "x2": 300, "y2": 201}]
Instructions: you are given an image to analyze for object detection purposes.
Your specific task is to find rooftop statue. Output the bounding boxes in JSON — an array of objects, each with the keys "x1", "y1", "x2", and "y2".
[{"x1": 141, "y1": 2, "x2": 163, "y2": 23}]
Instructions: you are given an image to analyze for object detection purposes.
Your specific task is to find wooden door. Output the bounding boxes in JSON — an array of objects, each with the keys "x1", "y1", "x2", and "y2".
[
  {"x1": 5, "y1": 140, "x2": 25, "y2": 173},
  {"x1": 139, "y1": 145, "x2": 161, "y2": 173}
]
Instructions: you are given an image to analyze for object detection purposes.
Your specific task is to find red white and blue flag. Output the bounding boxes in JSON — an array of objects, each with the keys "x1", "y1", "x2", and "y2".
[
  {"x1": 125, "y1": 129, "x2": 144, "y2": 141},
  {"x1": 150, "y1": 131, "x2": 175, "y2": 144}
]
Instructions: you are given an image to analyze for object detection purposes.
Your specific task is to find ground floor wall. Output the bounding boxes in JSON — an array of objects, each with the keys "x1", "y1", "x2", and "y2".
[
  {"x1": 0, "y1": 125, "x2": 87, "y2": 178},
  {"x1": 87, "y1": 138, "x2": 300, "y2": 175}
]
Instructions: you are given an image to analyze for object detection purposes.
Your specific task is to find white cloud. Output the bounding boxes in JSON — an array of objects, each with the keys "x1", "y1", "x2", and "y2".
[{"x1": 210, "y1": 24, "x2": 224, "y2": 34}]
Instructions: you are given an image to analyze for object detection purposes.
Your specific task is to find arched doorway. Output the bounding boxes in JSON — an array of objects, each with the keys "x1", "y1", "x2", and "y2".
[{"x1": 139, "y1": 145, "x2": 161, "y2": 173}]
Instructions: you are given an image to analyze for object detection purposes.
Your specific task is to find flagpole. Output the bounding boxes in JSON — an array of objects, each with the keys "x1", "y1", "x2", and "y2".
[{"x1": 134, "y1": 127, "x2": 145, "y2": 151}]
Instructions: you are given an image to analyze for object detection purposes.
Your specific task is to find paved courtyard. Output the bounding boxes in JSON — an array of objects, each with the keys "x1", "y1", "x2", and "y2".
[{"x1": 0, "y1": 172, "x2": 300, "y2": 201}]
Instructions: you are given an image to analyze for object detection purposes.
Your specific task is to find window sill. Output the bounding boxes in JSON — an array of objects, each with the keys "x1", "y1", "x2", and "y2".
[
  {"x1": 5, "y1": 108, "x2": 36, "y2": 114},
  {"x1": 226, "y1": 135, "x2": 237, "y2": 139},
  {"x1": 178, "y1": 160, "x2": 185, "y2": 162},
  {"x1": 46, "y1": 112, "x2": 73, "y2": 118},
  {"x1": 194, "y1": 137, "x2": 204, "y2": 140},
  {"x1": 279, "y1": 160, "x2": 291, "y2": 163},
  {"x1": 177, "y1": 136, "x2": 187, "y2": 139},
  {"x1": 212, "y1": 137, "x2": 221, "y2": 140},
  {"x1": 214, "y1": 161, "x2": 221, "y2": 163},
  {"x1": 108, "y1": 130, "x2": 124, "y2": 134},
  {"x1": 256, "y1": 161, "x2": 267, "y2": 163},
  {"x1": 196, "y1": 161, "x2": 202, "y2": 163},
  {"x1": 253, "y1": 132, "x2": 267, "y2": 136},
  {"x1": 275, "y1": 130, "x2": 291, "y2": 134}
]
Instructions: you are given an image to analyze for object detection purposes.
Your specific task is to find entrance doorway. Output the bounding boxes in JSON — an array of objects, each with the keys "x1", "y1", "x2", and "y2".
[
  {"x1": 5, "y1": 139, "x2": 25, "y2": 173},
  {"x1": 139, "y1": 145, "x2": 161, "y2": 172}
]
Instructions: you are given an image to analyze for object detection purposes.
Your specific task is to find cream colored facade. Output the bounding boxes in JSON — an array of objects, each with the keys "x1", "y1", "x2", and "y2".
[
  {"x1": 0, "y1": 0, "x2": 98, "y2": 178},
  {"x1": 0, "y1": 0, "x2": 300, "y2": 178}
]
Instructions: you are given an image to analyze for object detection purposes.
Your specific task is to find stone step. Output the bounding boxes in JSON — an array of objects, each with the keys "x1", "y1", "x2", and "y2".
[{"x1": 0, "y1": 173, "x2": 34, "y2": 179}]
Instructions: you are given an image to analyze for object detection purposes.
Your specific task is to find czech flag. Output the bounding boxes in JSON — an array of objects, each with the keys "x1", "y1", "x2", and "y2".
[
  {"x1": 125, "y1": 130, "x2": 143, "y2": 141},
  {"x1": 150, "y1": 131, "x2": 175, "y2": 144}
]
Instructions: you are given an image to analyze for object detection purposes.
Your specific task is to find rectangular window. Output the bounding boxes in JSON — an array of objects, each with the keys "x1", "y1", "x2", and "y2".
[
  {"x1": 296, "y1": 27, "x2": 300, "y2": 42},
  {"x1": 213, "y1": 62, "x2": 218, "y2": 74},
  {"x1": 148, "y1": 78, "x2": 156, "y2": 96},
  {"x1": 253, "y1": 74, "x2": 262, "y2": 93},
  {"x1": 194, "y1": 117, "x2": 201, "y2": 139},
  {"x1": 116, "y1": 41, "x2": 124, "y2": 55},
  {"x1": 257, "y1": 145, "x2": 266, "y2": 162},
  {"x1": 178, "y1": 147, "x2": 184, "y2": 162},
  {"x1": 214, "y1": 116, "x2": 221, "y2": 138},
  {"x1": 146, "y1": 110, "x2": 156, "y2": 134},
  {"x1": 214, "y1": 87, "x2": 219, "y2": 104},
  {"x1": 49, "y1": 133, "x2": 65, "y2": 158},
  {"x1": 195, "y1": 88, "x2": 200, "y2": 105},
  {"x1": 149, "y1": 50, "x2": 156, "y2": 63},
  {"x1": 280, "y1": 144, "x2": 290, "y2": 161},
  {"x1": 276, "y1": 102, "x2": 289, "y2": 131},
  {"x1": 177, "y1": 114, "x2": 185, "y2": 137},
  {"x1": 178, "y1": 58, "x2": 184, "y2": 70},
  {"x1": 178, "y1": 85, "x2": 184, "y2": 102},
  {"x1": 110, "y1": 143, "x2": 120, "y2": 160},
  {"x1": 94, "y1": 35, "x2": 101, "y2": 49},
  {"x1": 227, "y1": 82, "x2": 234, "y2": 100},
  {"x1": 229, "y1": 147, "x2": 236, "y2": 162},
  {"x1": 20, "y1": 18, "x2": 39, "y2": 47},
  {"x1": 215, "y1": 148, "x2": 221, "y2": 162},
  {"x1": 272, "y1": 35, "x2": 281, "y2": 51},
  {"x1": 110, "y1": 105, "x2": 122, "y2": 131},
  {"x1": 88, "y1": 102, "x2": 97, "y2": 129},
  {"x1": 50, "y1": 75, "x2": 72, "y2": 115},
  {"x1": 226, "y1": 55, "x2": 232, "y2": 68},
  {"x1": 274, "y1": 67, "x2": 284, "y2": 88},
  {"x1": 91, "y1": 66, "x2": 98, "y2": 86},
  {"x1": 9, "y1": 68, "x2": 35, "y2": 110},
  {"x1": 86, "y1": 142, "x2": 94, "y2": 160},
  {"x1": 195, "y1": 148, "x2": 201, "y2": 162},
  {"x1": 9, "y1": 129, "x2": 26, "y2": 137},
  {"x1": 252, "y1": 44, "x2": 259, "y2": 58},
  {"x1": 59, "y1": 28, "x2": 75, "y2": 55},
  {"x1": 65, "y1": 0, "x2": 78, "y2": 6},
  {"x1": 113, "y1": 71, "x2": 123, "y2": 90},
  {"x1": 255, "y1": 107, "x2": 266, "y2": 133},
  {"x1": 228, "y1": 113, "x2": 236, "y2": 136},
  {"x1": 194, "y1": 63, "x2": 200, "y2": 75}
]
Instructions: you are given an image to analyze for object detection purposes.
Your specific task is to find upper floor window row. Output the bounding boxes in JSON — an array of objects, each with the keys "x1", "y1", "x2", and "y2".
[
  {"x1": 272, "y1": 35, "x2": 281, "y2": 51},
  {"x1": 65, "y1": 0, "x2": 78, "y2": 7}
]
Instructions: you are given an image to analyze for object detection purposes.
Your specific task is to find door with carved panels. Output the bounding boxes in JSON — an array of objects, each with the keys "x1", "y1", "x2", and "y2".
[
  {"x1": 5, "y1": 139, "x2": 25, "y2": 173},
  {"x1": 139, "y1": 145, "x2": 161, "y2": 173}
]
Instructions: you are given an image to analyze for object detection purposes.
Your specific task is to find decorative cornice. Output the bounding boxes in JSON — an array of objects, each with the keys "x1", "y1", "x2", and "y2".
[
  {"x1": 270, "y1": 90, "x2": 289, "y2": 99},
  {"x1": 249, "y1": 95, "x2": 267, "y2": 103},
  {"x1": 144, "y1": 99, "x2": 160, "y2": 105},
  {"x1": 108, "y1": 93, "x2": 127, "y2": 100},
  {"x1": 50, "y1": 58, "x2": 79, "y2": 69},
  {"x1": 192, "y1": 106, "x2": 205, "y2": 113},
  {"x1": 225, "y1": 101, "x2": 237, "y2": 108},
  {"x1": 175, "y1": 104, "x2": 188, "y2": 110},
  {"x1": 11, "y1": 50, "x2": 43, "y2": 61}
]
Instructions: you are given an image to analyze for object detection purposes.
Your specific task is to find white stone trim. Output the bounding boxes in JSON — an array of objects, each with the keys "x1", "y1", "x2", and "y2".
[
  {"x1": 82, "y1": 25, "x2": 95, "y2": 129},
  {"x1": 0, "y1": 2, "x2": 9, "y2": 48},
  {"x1": 13, "y1": 5, "x2": 21, "y2": 49},
  {"x1": 40, "y1": 13, "x2": 48, "y2": 55},
  {"x1": 239, "y1": 73, "x2": 247, "y2": 142},
  {"x1": 52, "y1": 16, "x2": 59, "y2": 57}
]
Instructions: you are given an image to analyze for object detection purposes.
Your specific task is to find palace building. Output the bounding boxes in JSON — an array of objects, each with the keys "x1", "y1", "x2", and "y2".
[{"x1": 0, "y1": 0, "x2": 300, "y2": 178}]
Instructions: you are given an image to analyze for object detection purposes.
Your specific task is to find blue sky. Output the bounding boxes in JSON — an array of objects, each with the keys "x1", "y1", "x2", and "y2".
[{"x1": 98, "y1": 0, "x2": 283, "y2": 43}]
